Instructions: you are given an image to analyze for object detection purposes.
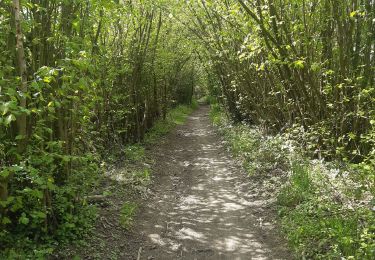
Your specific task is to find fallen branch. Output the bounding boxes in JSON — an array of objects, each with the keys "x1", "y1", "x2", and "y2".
[{"x1": 137, "y1": 246, "x2": 143, "y2": 260}]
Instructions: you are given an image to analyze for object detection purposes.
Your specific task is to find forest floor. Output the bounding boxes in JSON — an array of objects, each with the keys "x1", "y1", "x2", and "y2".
[{"x1": 59, "y1": 106, "x2": 292, "y2": 260}]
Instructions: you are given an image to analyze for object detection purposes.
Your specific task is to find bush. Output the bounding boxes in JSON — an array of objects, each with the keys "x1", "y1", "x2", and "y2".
[{"x1": 210, "y1": 104, "x2": 375, "y2": 259}]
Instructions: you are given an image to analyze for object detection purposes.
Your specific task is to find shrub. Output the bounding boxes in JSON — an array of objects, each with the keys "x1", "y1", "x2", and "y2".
[
  {"x1": 210, "y1": 104, "x2": 375, "y2": 259},
  {"x1": 120, "y1": 202, "x2": 137, "y2": 229}
]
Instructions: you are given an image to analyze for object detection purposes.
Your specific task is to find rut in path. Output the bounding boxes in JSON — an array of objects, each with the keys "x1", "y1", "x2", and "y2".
[{"x1": 130, "y1": 106, "x2": 291, "y2": 260}]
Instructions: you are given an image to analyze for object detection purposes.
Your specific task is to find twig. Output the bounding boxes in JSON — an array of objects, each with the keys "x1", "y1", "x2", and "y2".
[
  {"x1": 100, "y1": 216, "x2": 113, "y2": 227},
  {"x1": 137, "y1": 246, "x2": 143, "y2": 260}
]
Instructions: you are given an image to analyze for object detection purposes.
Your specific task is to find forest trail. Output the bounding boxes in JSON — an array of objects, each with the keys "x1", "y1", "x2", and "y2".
[{"x1": 127, "y1": 106, "x2": 291, "y2": 260}]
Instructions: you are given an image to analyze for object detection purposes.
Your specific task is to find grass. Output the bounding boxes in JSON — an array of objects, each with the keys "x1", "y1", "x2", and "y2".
[
  {"x1": 132, "y1": 168, "x2": 151, "y2": 186},
  {"x1": 209, "y1": 102, "x2": 375, "y2": 259},
  {"x1": 210, "y1": 103, "x2": 289, "y2": 175},
  {"x1": 277, "y1": 163, "x2": 314, "y2": 208},
  {"x1": 144, "y1": 104, "x2": 196, "y2": 144},
  {"x1": 124, "y1": 144, "x2": 145, "y2": 162},
  {"x1": 119, "y1": 202, "x2": 137, "y2": 229},
  {"x1": 277, "y1": 164, "x2": 375, "y2": 259}
]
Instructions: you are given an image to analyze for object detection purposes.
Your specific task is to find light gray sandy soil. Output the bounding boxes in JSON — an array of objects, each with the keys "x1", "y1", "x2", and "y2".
[{"x1": 126, "y1": 106, "x2": 291, "y2": 260}]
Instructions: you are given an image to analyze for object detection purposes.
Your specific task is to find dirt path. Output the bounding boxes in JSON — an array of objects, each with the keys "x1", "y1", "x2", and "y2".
[{"x1": 126, "y1": 106, "x2": 291, "y2": 260}]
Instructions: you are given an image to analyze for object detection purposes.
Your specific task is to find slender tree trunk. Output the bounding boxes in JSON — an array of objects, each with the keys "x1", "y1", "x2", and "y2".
[
  {"x1": 1, "y1": 0, "x2": 27, "y2": 216},
  {"x1": 14, "y1": 0, "x2": 27, "y2": 150}
]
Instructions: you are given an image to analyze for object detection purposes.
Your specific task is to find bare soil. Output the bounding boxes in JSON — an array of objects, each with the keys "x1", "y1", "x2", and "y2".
[
  {"x1": 59, "y1": 105, "x2": 292, "y2": 260},
  {"x1": 125, "y1": 106, "x2": 291, "y2": 260}
]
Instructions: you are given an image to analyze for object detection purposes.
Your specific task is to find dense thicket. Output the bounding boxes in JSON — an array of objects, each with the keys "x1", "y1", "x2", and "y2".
[
  {"x1": 185, "y1": 0, "x2": 374, "y2": 163},
  {"x1": 185, "y1": 2, "x2": 375, "y2": 256},
  {"x1": 1, "y1": 0, "x2": 374, "y2": 257},
  {"x1": 0, "y1": 0, "x2": 197, "y2": 250},
  {"x1": 189, "y1": 1, "x2": 374, "y2": 257}
]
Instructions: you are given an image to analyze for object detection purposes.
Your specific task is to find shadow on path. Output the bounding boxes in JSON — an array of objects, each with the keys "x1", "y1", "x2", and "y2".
[{"x1": 132, "y1": 106, "x2": 291, "y2": 260}]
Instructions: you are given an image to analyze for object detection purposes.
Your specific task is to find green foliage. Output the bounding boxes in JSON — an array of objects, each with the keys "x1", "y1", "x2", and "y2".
[
  {"x1": 168, "y1": 105, "x2": 195, "y2": 125},
  {"x1": 124, "y1": 145, "x2": 145, "y2": 162},
  {"x1": 0, "y1": 0, "x2": 201, "y2": 257},
  {"x1": 276, "y1": 156, "x2": 375, "y2": 259},
  {"x1": 1, "y1": 0, "x2": 373, "y2": 257},
  {"x1": 278, "y1": 163, "x2": 314, "y2": 208},
  {"x1": 279, "y1": 170, "x2": 375, "y2": 259},
  {"x1": 280, "y1": 201, "x2": 374, "y2": 259},
  {"x1": 144, "y1": 119, "x2": 174, "y2": 144},
  {"x1": 119, "y1": 202, "x2": 137, "y2": 230},
  {"x1": 211, "y1": 105, "x2": 375, "y2": 259},
  {"x1": 185, "y1": 0, "x2": 375, "y2": 162},
  {"x1": 132, "y1": 169, "x2": 151, "y2": 187},
  {"x1": 210, "y1": 104, "x2": 289, "y2": 175},
  {"x1": 201, "y1": 1, "x2": 375, "y2": 256},
  {"x1": 209, "y1": 103, "x2": 225, "y2": 126},
  {"x1": 144, "y1": 104, "x2": 195, "y2": 144}
]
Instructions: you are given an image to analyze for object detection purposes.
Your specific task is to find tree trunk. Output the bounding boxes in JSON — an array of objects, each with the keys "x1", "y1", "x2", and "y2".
[
  {"x1": 14, "y1": 0, "x2": 28, "y2": 151},
  {"x1": 1, "y1": 0, "x2": 27, "y2": 216}
]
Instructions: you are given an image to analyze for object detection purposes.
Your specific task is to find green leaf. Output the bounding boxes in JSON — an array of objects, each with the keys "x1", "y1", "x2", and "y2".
[
  {"x1": 43, "y1": 76, "x2": 53, "y2": 83},
  {"x1": 32, "y1": 190, "x2": 44, "y2": 199},
  {"x1": 311, "y1": 63, "x2": 320, "y2": 72},
  {"x1": 32, "y1": 211, "x2": 46, "y2": 219},
  {"x1": 47, "y1": 181, "x2": 56, "y2": 191},
  {"x1": 19, "y1": 213, "x2": 30, "y2": 225},
  {"x1": 15, "y1": 135, "x2": 26, "y2": 140},
  {"x1": 293, "y1": 60, "x2": 305, "y2": 69},
  {"x1": 61, "y1": 155, "x2": 71, "y2": 162},
  {"x1": 0, "y1": 169, "x2": 10, "y2": 178},
  {"x1": 2, "y1": 217, "x2": 11, "y2": 225},
  {"x1": 5, "y1": 114, "x2": 16, "y2": 125},
  {"x1": 1, "y1": 102, "x2": 11, "y2": 115},
  {"x1": 348, "y1": 132, "x2": 356, "y2": 140}
]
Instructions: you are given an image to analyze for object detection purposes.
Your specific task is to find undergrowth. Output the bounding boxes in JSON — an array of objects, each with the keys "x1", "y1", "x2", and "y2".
[
  {"x1": 0, "y1": 104, "x2": 196, "y2": 259},
  {"x1": 210, "y1": 103, "x2": 375, "y2": 259},
  {"x1": 144, "y1": 103, "x2": 197, "y2": 144},
  {"x1": 0, "y1": 162, "x2": 99, "y2": 259},
  {"x1": 124, "y1": 144, "x2": 146, "y2": 162},
  {"x1": 120, "y1": 202, "x2": 138, "y2": 229}
]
